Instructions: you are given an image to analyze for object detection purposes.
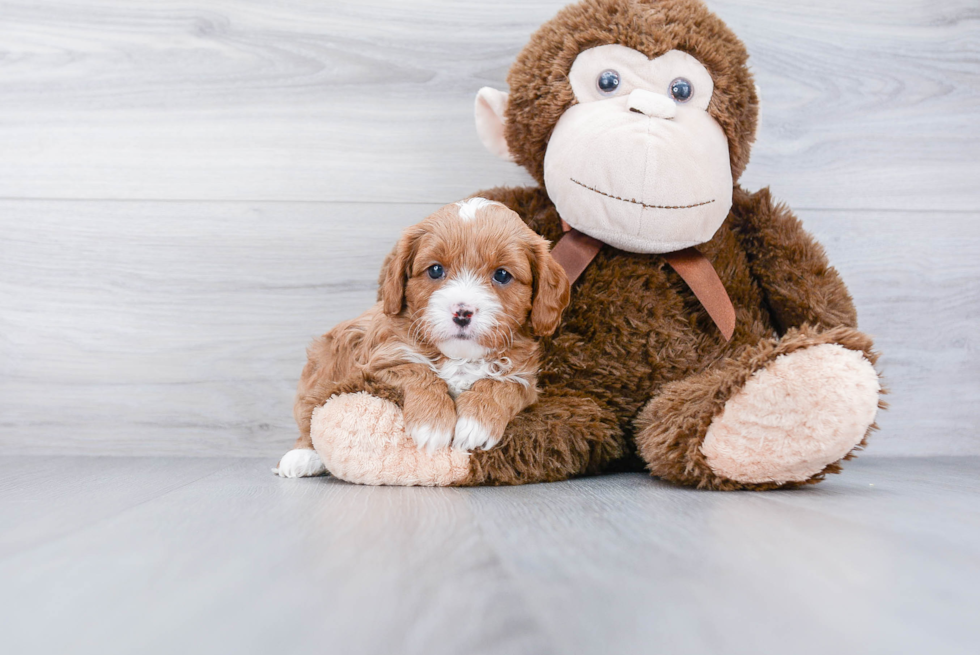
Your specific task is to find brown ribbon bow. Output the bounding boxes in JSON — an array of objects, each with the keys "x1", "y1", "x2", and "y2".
[{"x1": 550, "y1": 224, "x2": 735, "y2": 341}]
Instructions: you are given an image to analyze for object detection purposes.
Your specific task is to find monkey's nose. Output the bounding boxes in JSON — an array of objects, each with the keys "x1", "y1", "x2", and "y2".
[{"x1": 628, "y1": 89, "x2": 676, "y2": 120}]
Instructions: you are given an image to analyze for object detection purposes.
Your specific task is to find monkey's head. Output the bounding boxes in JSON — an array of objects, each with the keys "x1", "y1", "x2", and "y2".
[{"x1": 474, "y1": 0, "x2": 758, "y2": 254}]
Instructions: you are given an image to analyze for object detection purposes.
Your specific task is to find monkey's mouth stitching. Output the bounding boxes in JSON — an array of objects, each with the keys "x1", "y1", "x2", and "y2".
[{"x1": 570, "y1": 178, "x2": 715, "y2": 210}]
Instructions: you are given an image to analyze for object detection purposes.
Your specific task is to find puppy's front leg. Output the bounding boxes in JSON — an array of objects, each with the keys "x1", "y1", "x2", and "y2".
[
  {"x1": 382, "y1": 364, "x2": 457, "y2": 453},
  {"x1": 453, "y1": 379, "x2": 537, "y2": 452}
]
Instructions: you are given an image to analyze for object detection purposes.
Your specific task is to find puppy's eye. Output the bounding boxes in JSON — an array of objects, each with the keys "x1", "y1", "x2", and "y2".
[
  {"x1": 669, "y1": 77, "x2": 693, "y2": 102},
  {"x1": 596, "y1": 69, "x2": 620, "y2": 96},
  {"x1": 427, "y1": 264, "x2": 445, "y2": 280},
  {"x1": 492, "y1": 268, "x2": 513, "y2": 285}
]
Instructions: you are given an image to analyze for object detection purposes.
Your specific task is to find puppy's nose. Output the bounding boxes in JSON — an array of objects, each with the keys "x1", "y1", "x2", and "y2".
[{"x1": 453, "y1": 308, "x2": 474, "y2": 328}]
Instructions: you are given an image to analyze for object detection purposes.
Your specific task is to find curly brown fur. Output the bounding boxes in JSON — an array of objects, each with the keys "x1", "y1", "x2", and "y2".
[
  {"x1": 729, "y1": 187, "x2": 859, "y2": 332},
  {"x1": 464, "y1": 390, "x2": 626, "y2": 485}
]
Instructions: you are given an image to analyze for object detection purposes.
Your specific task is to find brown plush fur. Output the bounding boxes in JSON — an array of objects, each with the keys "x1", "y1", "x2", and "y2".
[{"x1": 292, "y1": 202, "x2": 569, "y2": 453}]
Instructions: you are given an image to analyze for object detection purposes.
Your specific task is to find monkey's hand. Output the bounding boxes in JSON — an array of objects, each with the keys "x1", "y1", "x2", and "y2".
[{"x1": 310, "y1": 392, "x2": 471, "y2": 486}]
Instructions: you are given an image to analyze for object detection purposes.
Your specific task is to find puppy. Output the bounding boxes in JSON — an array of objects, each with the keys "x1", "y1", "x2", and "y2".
[{"x1": 275, "y1": 197, "x2": 570, "y2": 477}]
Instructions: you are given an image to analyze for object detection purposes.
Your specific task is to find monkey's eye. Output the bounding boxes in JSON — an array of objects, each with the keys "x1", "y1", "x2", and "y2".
[
  {"x1": 596, "y1": 69, "x2": 621, "y2": 96},
  {"x1": 669, "y1": 78, "x2": 693, "y2": 102},
  {"x1": 427, "y1": 264, "x2": 445, "y2": 280},
  {"x1": 492, "y1": 268, "x2": 513, "y2": 285}
]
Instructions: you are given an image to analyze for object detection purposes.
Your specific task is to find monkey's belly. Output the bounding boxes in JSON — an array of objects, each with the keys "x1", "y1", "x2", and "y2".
[{"x1": 540, "y1": 250, "x2": 769, "y2": 422}]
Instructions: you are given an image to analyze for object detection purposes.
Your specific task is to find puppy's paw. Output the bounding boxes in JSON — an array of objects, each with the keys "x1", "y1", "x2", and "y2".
[
  {"x1": 452, "y1": 417, "x2": 500, "y2": 452},
  {"x1": 409, "y1": 423, "x2": 454, "y2": 453},
  {"x1": 274, "y1": 448, "x2": 327, "y2": 478}
]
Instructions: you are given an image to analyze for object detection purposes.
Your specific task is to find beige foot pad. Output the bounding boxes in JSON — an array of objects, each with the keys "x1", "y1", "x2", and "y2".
[
  {"x1": 310, "y1": 392, "x2": 471, "y2": 486},
  {"x1": 702, "y1": 344, "x2": 880, "y2": 484}
]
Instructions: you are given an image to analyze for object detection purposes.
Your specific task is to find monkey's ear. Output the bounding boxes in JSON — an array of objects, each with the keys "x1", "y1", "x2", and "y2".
[{"x1": 474, "y1": 87, "x2": 515, "y2": 162}]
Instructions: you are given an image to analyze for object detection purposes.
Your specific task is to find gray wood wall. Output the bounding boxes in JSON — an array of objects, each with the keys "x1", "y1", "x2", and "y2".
[{"x1": 1, "y1": 0, "x2": 977, "y2": 457}]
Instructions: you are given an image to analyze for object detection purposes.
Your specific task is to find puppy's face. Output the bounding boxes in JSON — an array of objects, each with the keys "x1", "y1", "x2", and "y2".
[{"x1": 381, "y1": 198, "x2": 570, "y2": 359}]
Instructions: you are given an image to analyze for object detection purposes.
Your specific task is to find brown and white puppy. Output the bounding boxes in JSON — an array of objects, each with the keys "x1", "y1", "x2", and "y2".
[{"x1": 275, "y1": 198, "x2": 570, "y2": 477}]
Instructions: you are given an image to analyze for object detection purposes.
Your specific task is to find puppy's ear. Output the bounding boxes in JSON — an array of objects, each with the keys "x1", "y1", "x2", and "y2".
[
  {"x1": 379, "y1": 226, "x2": 423, "y2": 316},
  {"x1": 529, "y1": 237, "x2": 571, "y2": 337}
]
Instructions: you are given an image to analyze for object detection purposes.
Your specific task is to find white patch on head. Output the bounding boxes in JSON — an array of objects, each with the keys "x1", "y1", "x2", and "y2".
[
  {"x1": 274, "y1": 448, "x2": 327, "y2": 478},
  {"x1": 453, "y1": 417, "x2": 499, "y2": 451},
  {"x1": 455, "y1": 197, "x2": 503, "y2": 221},
  {"x1": 423, "y1": 268, "x2": 501, "y2": 349},
  {"x1": 409, "y1": 423, "x2": 454, "y2": 453}
]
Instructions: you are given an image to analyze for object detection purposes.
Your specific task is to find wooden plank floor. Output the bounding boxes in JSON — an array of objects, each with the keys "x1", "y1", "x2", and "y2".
[{"x1": 1, "y1": 456, "x2": 978, "y2": 655}]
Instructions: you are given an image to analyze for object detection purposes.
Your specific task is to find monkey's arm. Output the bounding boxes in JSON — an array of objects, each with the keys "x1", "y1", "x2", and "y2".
[
  {"x1": 293, "y1": 371, "x2": 403, "y2": 450},
  {"x1": 729, "y1": 186, "x2": 857, "y2": 334},
  {"x1": 306, "y1": 385, "x2": 625, "y2": 486},
  {"x1": 463, "y1": 389, "x2": 627, "y2": 485}
]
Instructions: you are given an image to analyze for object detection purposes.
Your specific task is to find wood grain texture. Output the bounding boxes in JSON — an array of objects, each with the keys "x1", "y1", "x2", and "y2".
[
  {"x1": 0, "y1": 200, "x2": 440, "y2": 456},
  {"x1": 0, "y1": 456, "x2": 229, "y2": 558},
  {"x1": 0, "y1": 456, "x2": 978, "y2": 655},
  {"x1": 1, "y1": 200, "x2": 976, "y2": 456},
  {"x1": 803, "y1": 208, "x2": 980, "y2": 456},
  {"x1": 0, "y1": 457, "x2": 556, "y2": 655},
  {"x1": 0, "y1": 0, "x2": 976, "y2": 210},
  {"x1": 466, "y1": 457, "x2": 980, "y2": 655}
]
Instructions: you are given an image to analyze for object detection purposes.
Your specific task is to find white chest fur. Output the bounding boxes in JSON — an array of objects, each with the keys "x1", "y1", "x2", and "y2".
[
  {"x1": 399, "y1": 346, "x2": 528, "y2": 398},
  {"x1": 437, "y1": 358, "x2": 506, "y2": 398}
]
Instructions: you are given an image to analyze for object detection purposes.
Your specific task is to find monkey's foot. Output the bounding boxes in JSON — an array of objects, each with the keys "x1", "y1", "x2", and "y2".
[
  {"x1": 701, "y1": 344, "x2": 880, "y2": 484},
  {"x1": 310, "y1": 392, "x2": 471, "y2": 486}
]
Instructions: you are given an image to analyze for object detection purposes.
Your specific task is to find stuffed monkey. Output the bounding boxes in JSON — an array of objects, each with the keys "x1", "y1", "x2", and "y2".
[{"x1": 280, "y1": 0, "x2": 883, "y2": 490}]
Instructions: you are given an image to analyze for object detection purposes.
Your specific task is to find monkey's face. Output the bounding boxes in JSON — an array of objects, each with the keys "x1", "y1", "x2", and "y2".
[{"x1": 542, "y1": 45, "x2": 733, "y2": 254}]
